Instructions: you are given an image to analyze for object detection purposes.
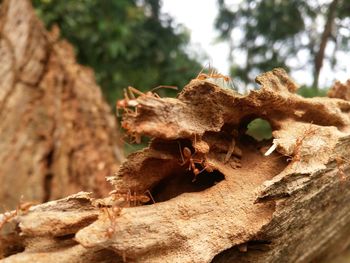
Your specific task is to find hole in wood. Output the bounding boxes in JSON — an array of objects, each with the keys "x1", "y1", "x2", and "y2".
[
  {"x1": 245, "y1": 118, "x2": 272, "y2": 141},
  {"x1": 150, "y1": 168, "x2": 225, "y2": 203}
]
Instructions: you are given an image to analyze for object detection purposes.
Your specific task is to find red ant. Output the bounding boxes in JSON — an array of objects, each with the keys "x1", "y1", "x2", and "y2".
[
  {"x1": 178, "y1": 142, "x2": 212, "y2": 182},
  {"x1": 195, "y1": 67, "x2": 239, "y2": 90},
  {"x1": 335, "y1": 156, "x2": 350, "y2": 181},
  {"x1": 116, "y1": 87, "x2": 138, "y2": 117},
  {"x1": 117, "y1": 85, "x2": 177, "y2": 144},
  {"x1": 104, "y1": 189, "x2": 155, "y2": 238},
  {"x1": 103, "y1": 205, "x2": 127, "y2": 262},
  {"x1": 103, "y1": 205, "x2": 121, "y2": 239},
  {"x1": 196, "y1": 70, "x2": 231, "y2": 82},
  {"x1": 196, "y1": 64, "x2": 230, "y2": 81},
  {"x1": 0, "y1": 200, "x2": 34, "y2": 231},
  {"x1": 116, "y1": 85, "x2": 178, "y2": 116},
  {"x1": 109, "y1": 189, "x2": 155, "y2": 207},
  {"x1": 289, "y1": 124, "x2": 317, "y2": 165},
  {"x1": 121, "y1": 121, "x2": 142, "y2": 144}
]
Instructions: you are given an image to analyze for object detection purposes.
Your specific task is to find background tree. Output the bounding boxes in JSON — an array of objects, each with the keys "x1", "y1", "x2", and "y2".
[
  {"x1": 33, "y1": 0, "x2": 203, "y2": 103},
  {"x1": 215, "y1": 0, "x2": 350, "y2": 92},
  {"x1": 0, "y1": 0, "x2": 124, "y2": 209}
]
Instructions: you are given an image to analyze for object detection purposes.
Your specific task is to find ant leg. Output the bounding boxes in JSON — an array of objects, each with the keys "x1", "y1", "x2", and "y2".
[
  {"x1": 125, "y1": 107, "x2": 138, "y2": 117},
  {"x1": 225, "y1": 138, "x2": 236, "y2": 163},
  {"x1": 123, "y1": 189, "x2": 129, "y2": 207},
  {"x1": 127, "y1": 86, "x2": 136, "y2": 99},
  {"x1": 134, "y1": 191, "x2": 137, "y2": 206},
  {"x1": 188, "y1": 162, "x2": 192, "y2": 171},
  {"x1": 128, "y1": 86, "x2": 145, "y2": 97},
  {"x1": 189, "y1": 160, "x2": 201, "y2": 182},
  {"x1": 144, "y1": 190, "x2": 156, "y2": 204},
  {"x1": 123, "y1": 88, "x2": 130, "y2": 101},
  {"x1": 104, "y1": 208, "x2": 113, "y2": 222},
  {"x1": 191, "y1": 167, "x2": 201, "y2": 182},
  {"x1": 178, "y1": 142, "x2": 185, "y2": 164},
  {"x1": 128, "y1": 189, "x2": 132, "y2": 207},
  {"x1": 196, "y1": 65, "x2": 206, "y2": 78},
  {"x1": 153, "y1": 86, "x2": 177, "y2": 99},
  {"x1": 336, "y1": 157, "x2": 346, "y2": 181},
  {"x1": 153, "y1": 93, "x2": 161, "y2": 98},
  {"x1": 197, "y1": 165, "x2": 208, "y2": 175},
  {"x1": 15, "y1": 197, "x2": 22, "y2": 217},
  {"x1": 151, "y1": 85, "x2": 178, "y2": 92}
]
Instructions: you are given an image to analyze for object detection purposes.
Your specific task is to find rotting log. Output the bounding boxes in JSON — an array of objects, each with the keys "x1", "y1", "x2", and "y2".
[
  {"x1": 0, "y1": 0, "x2": 124, "y2": 209},
  {"x1": 1, "y1": 69, "x2": 350, "y2": 262}
]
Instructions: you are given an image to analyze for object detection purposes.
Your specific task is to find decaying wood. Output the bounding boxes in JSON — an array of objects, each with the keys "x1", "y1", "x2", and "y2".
[
  {"x1": 0, "y1": 0, "x2": 123, "y2": 209},
  {"x1": 2, "y1": 68, "x2": 350, "y2": 263},
  {"x1": 328, "y1": 79, "x2": 350, "y2": 101}
]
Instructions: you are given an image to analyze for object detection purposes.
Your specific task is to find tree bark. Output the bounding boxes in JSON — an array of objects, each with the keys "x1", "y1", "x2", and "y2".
[
  {"x1": 313, "y1": 0, "x2": 338, "y2": 90},
  {"x1": 1, "y1": 69, "x2": 350, "y2": 262},
  {"x1": 0, "y1": 0, "x2": 124, "y2": 209}
]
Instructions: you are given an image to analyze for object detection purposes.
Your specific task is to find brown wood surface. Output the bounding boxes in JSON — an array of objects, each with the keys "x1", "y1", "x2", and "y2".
[
  {"x1": 0, "y1": 0, "x2": 123, "y2": 209},
  {"x1": 1, "y1": 0, "x2": 350, "y2": 262},
  {"x1": 1, "y1": 68, "x2": 350, "y2": 262}
]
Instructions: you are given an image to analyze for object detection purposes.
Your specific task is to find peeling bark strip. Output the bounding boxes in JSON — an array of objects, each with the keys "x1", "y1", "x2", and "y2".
[
  {"x1": 0, "y1": 0, "x2": 123, "y2": 209},
  {"x1": 2, "y1": 70, "x2": 350, "y2": 263}
]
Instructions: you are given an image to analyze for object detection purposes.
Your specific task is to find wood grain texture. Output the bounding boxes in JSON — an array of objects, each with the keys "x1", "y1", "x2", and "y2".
[
  {"x1": 0, "y1": 0, "x2": 123, "y2": 209},
  {"x1": 2, "y1": 69, "x2": 350, "y2": 262}
]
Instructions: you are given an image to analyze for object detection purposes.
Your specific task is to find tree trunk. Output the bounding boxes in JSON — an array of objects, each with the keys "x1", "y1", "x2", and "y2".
[
  {"x1": 313, "y1": 0, "x2": 338, "y2": 90},
  {"x1": 0, "y1": 0, "x2": 124, "y2": 209},
  {"x1": 1, "y1": 69, "x2": 350, "y2": 262}
]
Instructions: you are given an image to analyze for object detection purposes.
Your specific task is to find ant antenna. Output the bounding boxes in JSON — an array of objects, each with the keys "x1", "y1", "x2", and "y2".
[
  {"x1": 177, "y1": 141, "x2": 185, "y2": 163},
  {"x1": 151, "y1": 85, "x2": 178, "y2": 92}
]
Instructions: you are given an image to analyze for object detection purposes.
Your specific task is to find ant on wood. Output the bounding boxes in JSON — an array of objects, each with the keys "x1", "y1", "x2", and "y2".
[
  {"x1": 0, "y1": 199, "x2": 34, "y2": 231},
  {"x1": 102, "y1": 204, "x2": 127, "y2": 262},
  {"x1": 109, "y1": 189, "x2": 155, "y2": 207},
  {"x1": 289, "y1": 125, "x2": 317, "y2": 164},
  {"x1": 196, "y1": 69, "x2": 231, "y2": 82},
  {"x1": 195, "y1": 67, "x2": 238, "y2": 90},
  {"x1": 116, "y1": 85, "x2": 178, "y2": 116},
  {"x1": 335, "y1": 156, "x2": 350, "y2": 181},
  {"x1": 120, "y1": 121, "x2": 142, "y2": 144},
  {"x1": 103, "y1": 189, "x2": 155, "y2": 238},
  {"x1": 178, "y1": 142, "x2": 212, "y2": 182},
  {"x1": 117, "y1": 85, "x2": 177, "y2": 144},
  {"x1": 264, "y1": 124, "x2": 317, "y2": 164},
  {"x1": 103, "y1": 205, "x2": 121, "y2": 239}
]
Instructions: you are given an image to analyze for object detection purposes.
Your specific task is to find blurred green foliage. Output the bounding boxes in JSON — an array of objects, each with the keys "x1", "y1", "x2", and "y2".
[
  {"x1": 30, "y1": 0, "x2": 332, "y2": 152},
  {"x1": 216, "y1": 0, "x2": 350, "y2": 90},
  {"x1": 246, "y1": 118, "x2": 272, "y2": 141},
  {"x1": 33, "y1": 0, "x2": 202, "y2": 104},
  {"x1": 297, "y1": 86, "x2": 328, "y2": 98}
]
